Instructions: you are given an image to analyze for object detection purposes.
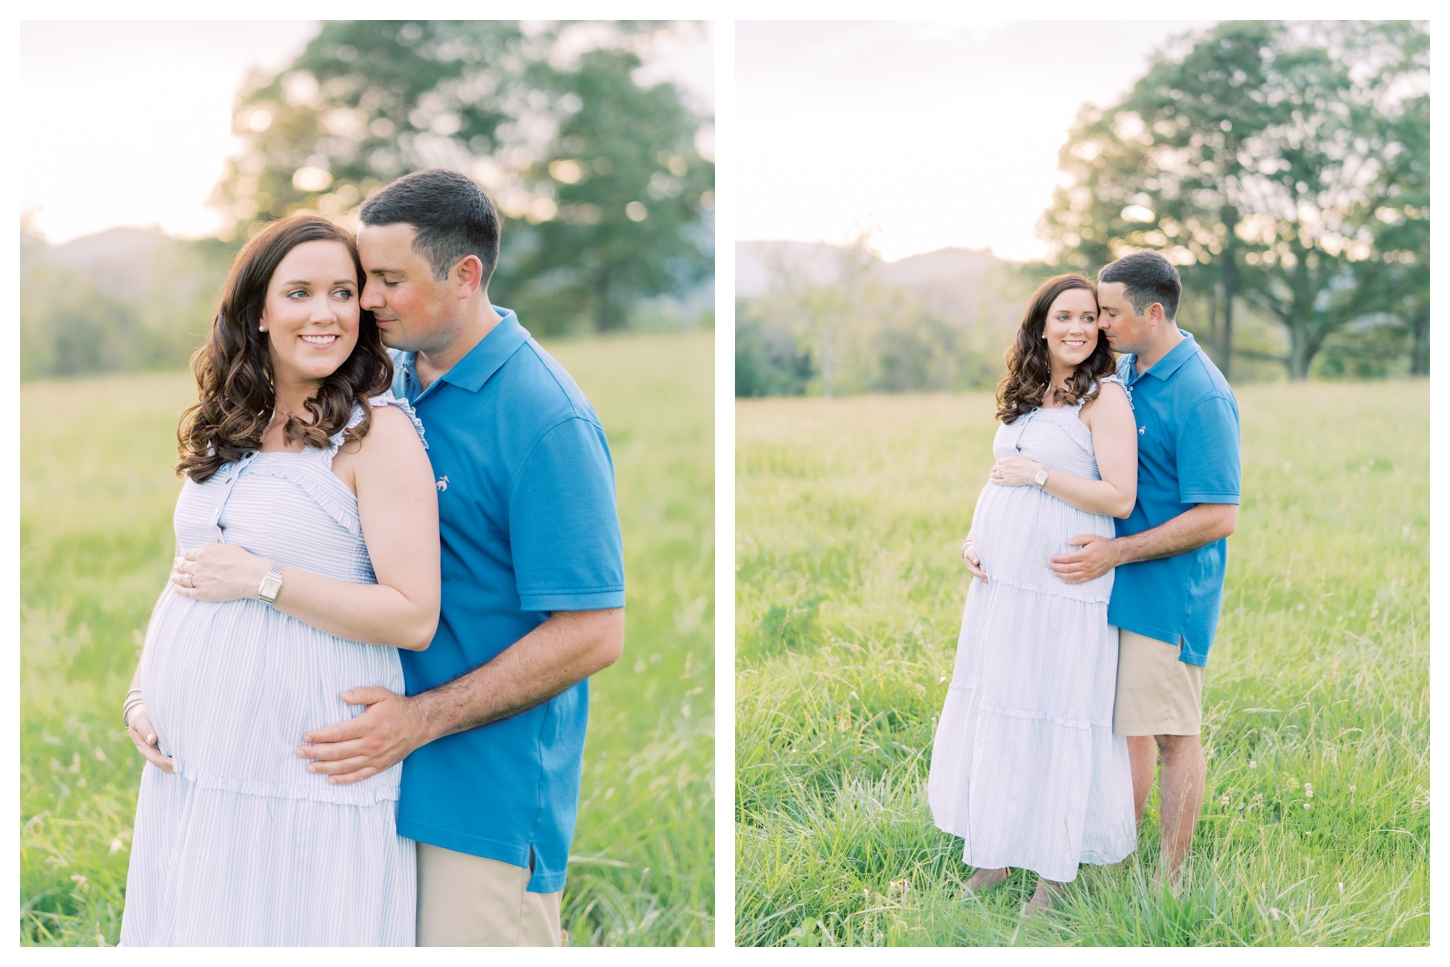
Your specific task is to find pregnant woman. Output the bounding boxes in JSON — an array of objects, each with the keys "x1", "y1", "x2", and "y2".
[
  {"x1": 927, "y1": 274, "x2": 1138, "y2": 914},
  {"x1": 118, "y1": 215, "x2": 439, "y2": 945}
]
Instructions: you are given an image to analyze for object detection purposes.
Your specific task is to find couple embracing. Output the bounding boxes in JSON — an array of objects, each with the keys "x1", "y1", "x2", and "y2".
[
  {"x1": 118, "y1": 169, "x2": 626, "y2": 946},
  {"x1": 928, "y1": 252, "x2": 1241, "y2": 913}
]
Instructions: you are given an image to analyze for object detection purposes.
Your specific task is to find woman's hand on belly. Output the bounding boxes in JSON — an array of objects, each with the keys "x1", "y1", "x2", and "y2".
[
  {"x1": 988, "y1": 456, "x2": 1044, "y2": 488},
  {"x1": 172, "y1": 543, "x2": 270, "y2": 602},
  {"x1": 961, "y1": 537, "x2": 988, "y2": 583},
  {"x1": 126, "y1": 705, "x2": 175, "y2": 774}
]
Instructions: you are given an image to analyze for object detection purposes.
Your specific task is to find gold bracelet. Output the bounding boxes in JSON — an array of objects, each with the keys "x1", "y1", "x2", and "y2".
[{"x1": 122, "y1": 688, "x2": 144, "y2": 730}]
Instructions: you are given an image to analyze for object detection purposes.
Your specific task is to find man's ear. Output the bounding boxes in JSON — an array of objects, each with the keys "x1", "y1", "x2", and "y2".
[{"x1": 452, "y1": 254, "x2": 485, "y2": 300}]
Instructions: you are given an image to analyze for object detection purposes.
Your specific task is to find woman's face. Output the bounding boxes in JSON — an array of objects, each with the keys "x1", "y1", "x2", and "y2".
[
  {"x1": 260, "y1": 240, "x2": 362, "y2": 389},
  {"x1": 1042, "y1": 287, "x2": 1100, "y2": 372}
]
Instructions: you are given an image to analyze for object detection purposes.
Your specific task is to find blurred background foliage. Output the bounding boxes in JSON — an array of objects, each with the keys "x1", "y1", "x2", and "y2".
[
  {"x1": 21, "y1": 20, "x2": 714, "y2": 381},
  {"x1": 736, "y1": 20, "x2": 1428, "y2": 397}
]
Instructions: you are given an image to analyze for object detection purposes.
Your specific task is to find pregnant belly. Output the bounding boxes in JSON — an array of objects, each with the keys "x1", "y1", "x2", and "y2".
[
  {"x1": 140, "y1": 589, "x2": 403, "y2": 785},
  {"x1": 970, "y1": 483, "x2": 1116, "y2": 600}
]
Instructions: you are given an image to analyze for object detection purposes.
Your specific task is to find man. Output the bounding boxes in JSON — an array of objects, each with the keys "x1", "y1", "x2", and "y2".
[
  {"x1": 1049, "y1": 250, "x2": 1239, "y2": 885},
  {"x1": 296, "y1": 168, "x2": 626, "y2": 946}
]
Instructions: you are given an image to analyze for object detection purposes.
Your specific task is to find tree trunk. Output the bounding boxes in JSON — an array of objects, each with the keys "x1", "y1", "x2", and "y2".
[
  {"x1": 593, "y1": 269, "x2": 618, "y2": 332},
  {"x1": 1410, "y1": 304, "x2": 1429, "y2": 376},
  {"x1": 821, "y1": 323, "x2": 835, "y2": 397},
  {"x1": 1203, "y1": 283, "x2": 1219, "y2": 366},
  {"x1": 1220, "y1": 211, "x2": 1237, "y2": 381},
  {"x1": 1288, "y1": 321, "x2": 1311, "y2": 380}
]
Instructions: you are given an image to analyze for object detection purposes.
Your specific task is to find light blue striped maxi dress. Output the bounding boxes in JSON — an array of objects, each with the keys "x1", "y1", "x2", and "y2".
[
  {"x1": 120, "y1": 394, "x2": 424, "y2": 946},
  {"x1": 928, "y1": 379, "x2": 1136, "y2": 883}
]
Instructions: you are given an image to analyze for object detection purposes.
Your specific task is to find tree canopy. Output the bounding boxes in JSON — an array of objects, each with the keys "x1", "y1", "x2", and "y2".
[
  {"x1": 1040, "y1": 20, "x2": 1428, "y2": 379},
  {"x1": 213, "y1": 21, "x2": 714, "y2": 335}
]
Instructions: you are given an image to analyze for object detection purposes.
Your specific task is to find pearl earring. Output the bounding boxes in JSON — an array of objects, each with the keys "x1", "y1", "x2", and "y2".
[{"x1": 259, "y1": 325, "x2": 267, "y2": 332}]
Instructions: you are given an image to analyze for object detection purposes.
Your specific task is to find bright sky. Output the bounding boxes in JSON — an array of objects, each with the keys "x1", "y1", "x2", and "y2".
[
  {"x1": 737, "y1": 20, "x2": 1215, "y2": 262},
  {"x1": 20, "y1": 21, "x2": 321, "y2": 243},
  {"x1": 19, "y1": 20, "x2": 714, "y2": 245}
]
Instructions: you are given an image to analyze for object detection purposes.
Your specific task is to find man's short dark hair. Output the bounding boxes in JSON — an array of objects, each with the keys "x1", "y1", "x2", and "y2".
[
  {"x1": 1098, "y1": 251, "x2": 1181, "y2": 321},
  {"x1": 359, "y1": 168, "x2": 501, "y2": 285}
]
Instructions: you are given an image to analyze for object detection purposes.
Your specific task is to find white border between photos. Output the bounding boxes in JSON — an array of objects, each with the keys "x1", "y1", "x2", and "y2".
[{"x1": 712, "y1": 17, "x2": 738, "y2": 952}]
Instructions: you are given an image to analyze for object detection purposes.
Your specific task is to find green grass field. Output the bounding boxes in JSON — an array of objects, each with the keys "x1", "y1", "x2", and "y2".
[
  {"x1": 735, "y1": 381, "x2": 1428, "y2": 946},
  {"x1": 20, "y1": 330, "x2": 714, "y2": 946}
]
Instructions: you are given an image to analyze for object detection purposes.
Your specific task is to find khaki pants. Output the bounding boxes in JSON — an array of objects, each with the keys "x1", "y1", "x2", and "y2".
[{"x1": 416, "y1": 842, "x2": 562, "y2": 947}]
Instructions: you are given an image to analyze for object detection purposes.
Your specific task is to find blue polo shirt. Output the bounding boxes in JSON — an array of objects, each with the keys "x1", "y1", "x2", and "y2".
[
  {"x1": 1108, "y1": 331, "x2": 1240, "y2": 666},
  {"x1": 390, "y1": 308, "x2": 625, "y2": 893}
]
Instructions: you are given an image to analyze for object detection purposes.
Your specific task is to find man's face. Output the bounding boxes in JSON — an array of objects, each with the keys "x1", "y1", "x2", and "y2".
[
  {"x1": 357, "y1": 222, "x2": 455, "y2": 354},
  {"x1": 1096, "y1": 282, "x2": 1154, "y2": 356}
]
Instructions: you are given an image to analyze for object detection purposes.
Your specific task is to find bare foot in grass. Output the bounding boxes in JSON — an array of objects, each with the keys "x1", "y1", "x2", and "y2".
[
  {"x1": 1152, "y1": 864, "x2": 1185, "y2": 895},
  {"x1": 1023, "y1": 877, "x2": 1067, "y2": 916},
  {"x1": 963, "y1": 866, "x2": 1011, "y2": 895}
]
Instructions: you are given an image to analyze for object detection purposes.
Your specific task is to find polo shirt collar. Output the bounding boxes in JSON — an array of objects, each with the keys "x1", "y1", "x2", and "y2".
[
  {"x1": 404, "y1": 306, "x2": 527, "y2": 400},
  {"x1": 1127, "y1": 329, "x2": 1198, "y2": 383}
]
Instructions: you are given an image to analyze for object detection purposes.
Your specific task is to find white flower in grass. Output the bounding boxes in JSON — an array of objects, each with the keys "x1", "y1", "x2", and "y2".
[
  {"x1": 1349, "y1": 785, "x2": 1356, "y2": 792},
  {"x1": 1303, "y1": 802, "x2": 1311, "y2": 810},
  {"x1": 1220, "y1": 795, "x2": 1231, "y2": 806},
  {"x1": 1249, "y1": 760, "x2": 1258, "y2": 769}
]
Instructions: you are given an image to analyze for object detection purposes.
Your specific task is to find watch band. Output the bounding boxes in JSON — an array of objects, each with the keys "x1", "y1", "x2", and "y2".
[{"x1": 258, "y1": 561, "x2": 285, "y2": 604}]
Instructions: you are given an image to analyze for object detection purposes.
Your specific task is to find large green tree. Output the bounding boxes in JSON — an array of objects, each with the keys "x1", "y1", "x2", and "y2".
[
  {"x1": 1041, "y1": 20, "x2": 1428, "y2": 379},
  {"x1": 212, "y1": 20, "x2": 713, "y2": 334}
]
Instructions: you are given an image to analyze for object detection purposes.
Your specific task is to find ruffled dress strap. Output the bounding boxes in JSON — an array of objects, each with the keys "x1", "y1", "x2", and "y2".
[
  {"x1": 369, "y1": 391, "x2": 428, "y2": 449},
  {"x1": 1101, "y1": 372, "x2": 1131, "y2": 405},
  {"x1": 320, "y1": 392, "x2": 428, "y2": 469},
  {"x1": 1079, "y1": 373, "x2": 1127, "y2": 409}
]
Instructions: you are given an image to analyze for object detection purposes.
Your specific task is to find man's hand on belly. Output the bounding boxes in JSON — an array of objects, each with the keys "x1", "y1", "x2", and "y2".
[
  {"x1": 1049, "y1": 533, "x2": 1121, "y2": 584},
  {"x1": 296, "y1": 687, "x2": 429, "y2": 784},
  {"x1": 1053, "y1": 505, "x2": 1238, "y2": 584}
]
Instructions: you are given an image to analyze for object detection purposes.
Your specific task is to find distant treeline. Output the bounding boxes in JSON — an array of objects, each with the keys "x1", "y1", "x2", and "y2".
[
  {"x1": 735, "y1": 243, "x2": 1025, "y2": 398},
  {"x1": 20, "y1": 222, "x2": 711, "y2": 381},
  {"x1": 734, "y1": 240, "x2": 1358, "y2": 399},
  {"x1": 20, "y1": 227, "x2": 235, "y2": 381}
]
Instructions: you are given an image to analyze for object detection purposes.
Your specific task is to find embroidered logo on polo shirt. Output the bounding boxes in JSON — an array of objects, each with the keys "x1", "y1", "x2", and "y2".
[{"x1": 436, "y1": 475, "x2": 450, "y2": 492}]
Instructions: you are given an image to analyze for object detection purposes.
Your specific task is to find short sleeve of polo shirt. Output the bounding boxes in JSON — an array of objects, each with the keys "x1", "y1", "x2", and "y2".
[
  {"x1": 510, "y1": 416, "x2": 626, "y2": 613},
  {"x1": 1177, "y1": 395, "x2": 1241, "y2": 505}
]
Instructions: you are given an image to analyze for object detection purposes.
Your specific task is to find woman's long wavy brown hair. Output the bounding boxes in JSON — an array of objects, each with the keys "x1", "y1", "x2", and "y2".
[
  {"x1": 177, "y1": 215, "x2": 393, "y2": 482},
  {"x1": 995, "y1": 274, "x2": 1116, "y2": 425}
]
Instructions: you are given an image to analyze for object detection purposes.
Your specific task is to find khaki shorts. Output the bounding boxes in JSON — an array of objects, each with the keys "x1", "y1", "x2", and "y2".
[
  {"x1": 1113, "y1": 628, "x2": 1205, "y2": 736},
  {"x1": 416, "y1": 842, "x2": 563, "y2": 947}
]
